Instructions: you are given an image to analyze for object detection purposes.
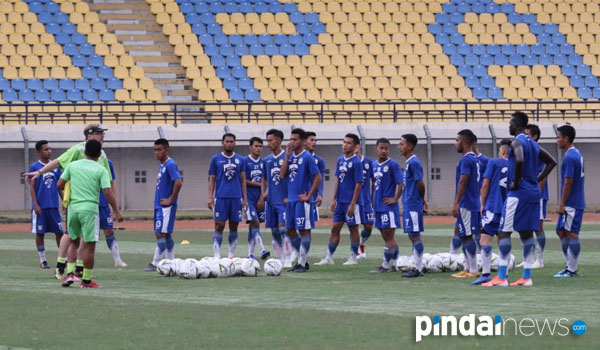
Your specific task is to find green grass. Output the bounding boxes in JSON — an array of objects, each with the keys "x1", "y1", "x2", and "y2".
[{"x1": 1, "y1": 224, "x2": 599, "y2": 349}]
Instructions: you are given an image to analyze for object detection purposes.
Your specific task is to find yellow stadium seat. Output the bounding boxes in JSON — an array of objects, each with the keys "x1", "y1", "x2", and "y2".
[
  {"x1": 95, "y1": 43, "x2": 109, "y2": 56},
  {"x1": 57, "y1": 55, "x2": 71, "y2": 68},
  {"x1": 0, "y1": 55, "x2": 7, "y2": 66},
  {"x1": 147, "y1": 88, "x2": 161, "y2": 101},
  {"x1": 263, "y1": 66, "x2": 277, "y2": 78},
  {"x1": 111, "y1": 44, "x2": 125, "y2": 56},
  {"x1": 40, "y1": 54, "x2": 55, "y2": 67},
  {"x1": 180, "y1": 55, "x2": 194, "y2": 68},
  {"x1": 86, "y1": 12, "x2": 99, "y2": 24},
  {"x1": 450, "y1": 75, "x2": 464, "y2": 88},
  {"x1": 131, "y1": 89, "x2": 146, "y2": 101},
  {"x1": 548, "y1": 87, "x2": 562, "y2": 99},
  {"x1": 532, "y1": 65, "x2": 546, "y2": 76},
  {"x1": 525, "y1": 75, "x2": 538, "y2": 88},
  {"x1": 188, "y1": 43, "x2": 203, "y2": 56},
  {"x1": 123, "y1": 77, "x2": 137, "y2": 90},
  {"x1": 269, "y1": 77, "x2": 284, "y2": 90},
  {"x1": 353, "y1": 65, "x2": 367, "y2": 78},
  {"x1": 495, "y1": 76, "x2": 509, "y2": 88},
  {"x1": 346, "y1": 77, "x2": 359, "y2": 89},
  {"x1": 274, "y1": 88, "x2": 289, "y2": 101},
  {"x1": 193, "y1": 77, "x2": 207, "y2": 90},
  {"x1": 328, "y1": 76, "x2": 342, "y2": 89},
  {"x1": 457, "y1": 87, "x2": 472, "y2": 100},
  {"x1": 284, "y1": 77, "x2": 299, "y2": 89},
  {"x1": 169, "y1": 34, "x2": 183, "y2": 46},
  {"x1": 510, "y1": 76, "x2": 524, "y2": 88},
  {"x1": 368, "y1": 65, "x2": 382, "y2": 77},
  {"x1": 66, "y1": 66, "x2": 80, "y2": 79},
  {"x1": 555, "y1": 76, "x2": 569, "y2": 88},
  {"x1": 307, "y1": 65, "x2": 321, "y2": 78},
  {"x1": 25, "y1": 55, "x2": 40, "y2": 67},
  {"x1": 50, "y1": 67, "x2": 65, "y2": 79},
  {"x1": 9, "y1": 55, "x2": 24, "y2": 67},
  {"x1": 93, "y1": 23, "x2": 107, "y2": 34},
  {"x1": 86, "y1": 32, "x2": 101, "y2": 45},
  {"x1": 381, "y1": 87, "x2": 396, "y2": 100},
  {"x1": 517, "y1": 87, "x2": 532, "y2": 100},
  {"x1": 278, "y1": 66, "x2": 292, "y2": 78},
  {"x1": 130, "y1": 66, "x2": 144, "y2": 79},
  {"x1": 34, "y1": 66, "x2": 49, "y2": 79},
  {"x1": 9, "y1": 33, "x2": 24, "y2": 45},
  {"x1": 321, "y1": 88, "x2": 336, "y2": 101},
  {"x1": 115, "y1": 89, "x2": 129, "y2": 101},
  {"x1": 171, "y1": 13, "x2": 185, "y2": 25},
  {"x1": 533, "y1": 87, "x2": 547, "y2": 100},
  {"x1": 19, "y1": 66, "x2": 33, "y2": 79},
  {"x1": 335, "y1": 88, "x2": 350, "y2": 100},
  {"x1": 502, "y1": 66, "x2": 516, "y2": 76},
  {"x1": 114, "y1": 66, "x2": 128, "y2": 79},
  {"x1": 290, "y1": 88, "x2": 305, "y2": 101},
  {"x1": 3, "y1": 66, "x2": 17, "y2": 79},
  {"x1": 256, "y1": 56, "x2": 270, "y2": 67},
  {"x1": 442, "y1": 87, "x2": 458, "y2": 100},
  {"x1": 70, "y1": 12, "x2": 84, "y2": 25},
  {"x1": 502, "y1": 87, "x2": 517, "y2": 100},
  {"x1": 316, "y1": 54, "x2": 330, "y2": 66},
  {"x1": 563, "y1": 87, "x2": 577, "y2": 99},
  {"x1": 352, "y1": 88, "x2": 366, "y2": 100},
  {"x1": 398, "y1": 87, "x2": 412, "y2": 100}
]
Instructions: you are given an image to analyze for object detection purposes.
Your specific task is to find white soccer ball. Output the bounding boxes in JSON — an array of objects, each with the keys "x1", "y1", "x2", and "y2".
[
  {"x1": 490, "y1": 253, "x2": 499, "y2": 271},
  {"x1": 263, "y1": 258, "x2": 283, "y2": 276},
  {"x1": 396, "y1": 256, "x2": 414, "y2": 272},
  {"x1": 172, "y1": 258, "x2": 185, "y2": 276},
  {"x1": 439, "y1": 253, "x2": 455, "y2": 271},
  {"x1": 195, "y1": 259, "x2": 211, "y2": 278},
  {"x1": 157, "y1": 259, "x2": 174, "y2": 276},
  {"x1": 220, "y1": 258, "x2": 236, "y2": 277},
  {"x1": 207, "y1": 258, "x2": 222, "y2": 278},
  {"x1": 453, "y1": 254, "x2": 464, "y2": 270},
  {"x1": 508, "y1": 254, "x2": 516, "y2": 271},
  {"x1": 180, "y1": 259, "x2": 199, "y2": 279},
  {"x1": 241, "y1": 258, "x2": 260, "y2": 277},
  {"x1": 426, "y1": 255, "x2": 444, "y2": 273},
  {"x1": 231, "y1": 257, "x2": 244, "y2": 276},
  {"x1": 422, "y1": 253, "x2": 433, "y2": 265},
  {"x1": 477, "y1": 254, "x2": 483, "y2": 271}
]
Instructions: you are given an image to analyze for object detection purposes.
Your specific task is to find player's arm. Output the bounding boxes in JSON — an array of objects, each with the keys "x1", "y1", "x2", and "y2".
[
  {"x1": 330, "y1": 177, "x2": 339, "y2": 211},
  {"x1": 57, "y1": 178, "x2": 66, "y2": 192},
  {"x1": 558, "y1": 177, "x2": 572, "y2": 215},
  {"x1": 509, "y1": 139, "x2": 523, "y2": 189},
  {"x1": 348, "y1": 181, "x2": 362, "y2": 217},
  {"x1": 103, "y1": 188, "x2": 123, "y2": 222},
  {"x1": 480, "y1": 178, "x2": 491, "y2": 214},
  {"x1": 241, "y1": 171, "x2": 248, "y2": 209},
  {"x1": 417, "y1": 179, "x2": 428, "y2": 212},
  {"x1": 261, "y1": 176, "x2": 267, "y2": 201},
  {"x1": 384, "y1": 183, "x2": 402, "y2": 206},
  {"x1": 29, "y1": 177, "x2": 41, "y2": 216},
  {"x1": 537, "y1": 146, "x2": 557, "y2": 183},
  {"x1": 453, "y1": 174, "x2": 469, "y2": 217},
  {"x1": 280, "y1": 143, "x2": 293, "y2": 178},
  {"x1": 299, "y1": 172, "x2": 322, "y2": 202},
  {"x1": 208, "y1": 175, "x2": 216, "y2": 210},
  {"x1": 161, "y1": 178, "x2": 182, "y2": 207},
  {"x1": 24, "y1": 159, "x2": 60, "y2": 181}
]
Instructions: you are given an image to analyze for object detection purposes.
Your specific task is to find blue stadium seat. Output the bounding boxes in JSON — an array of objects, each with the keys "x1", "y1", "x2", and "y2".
[
  {"x1": 501, "y1": 45, "x2": 515, "y2": 56},
  {"x1": 229, "y1": 35, "x2": 243, "y2": 46},
  {"x1": 250, "y1": 44, "x2": 264, "y2": 55},
  {"x1": 450, "y1": 13, "x2": 463, "y2": 24},
  {"x1": 283, "y1": 2, "x2": 297, "y2": 12},
  {"x1": 11, "y1": 79, "x2": 26, "y2": 91},
  {"x1": 201, "y1": 13, "x2": 216, "y2": 25},
  {"x1": 472, "y1": 45, "x2": 485, "y2": 56},
  {"x1": 180, "y1": 3, "x2": 194, "y2": 14},
  {"x1": 29, "y1": 2, "x2": 44, "y2": 13},
  {"x1": 269, "y1": 2, "x2": 283, "y2": 12},
  {"x1": 290, "y1": 11, "x2": 304, "y2": 23},
  {"x1": 458, "y1": 65, "x2": 472, "y2": 77},
  {"x1": 579, "y1": 87, "x2": 592, "y2": 99},
  {"x1": 289, "y1": 34, "x2": 302, "y2": 46},
  {"x1": 56, "y1": 32, "x2": 70, "y2": 45},
  {"x1": 0, "y1": 78, "x2": 9, "y2": 91},
  {"x1": 245, "y1": 88, "x2": 260, "y2": 101},
  {"x1": 64, "y1": 43, "x2": 78, "y2": 56},
  {"x1": 216, "y1": 66, "x2": 231, "y2": 79},
  {"x1": 244, "y1": 34, "x2": 258, "y2": 46},
  {"x1": 546, "y1": 43, "x2": 559, "y2": 55},
  {"x1": 51, "y1": 89, "x2": 66, "y2": 102},
  {"x1": 207, "y1": 23, "x2": 220, "y2": 34},
  {"x1": 480, "y1": 54, "x2": 493, "y2": 65},
  {"x1": 538, "y1": 33, "x2": 551, "y2": 45},
  {"x1": 294, "y1": 43, "x2": 309, "y2": 55},
  {"x1": 466, "y1": 76, "x2": 479, "y2": 88},
  {"x1": 3, "y1": 89, "x2": 18, "y2": 102},
  {"x1": 239, "y1": 2, "x2": 252, "y2": 13},
  {"x1": 443, "y1": 43, "x2": 457, "y2": 55},
  {"x1": 530, "y1": 23, "x2": 543, "y2": 35},
  {"x1": 62, "y1": 22, "x2": 76, "y2": 34},
  {"x1": 99, "y1": 89, "x2": 115, "y2": 101},
  {"x1": 46, "y1": 22, "x2": 60, "y2": 34},
  {"x1": 501, "y1": 3, "x2": 515, "y2": 13},
  {"x1": 489, "y1": 87, "x2": 503, "y2": 100},
  {"x1": 560, "y1": 44, "x2": 574, "y2": 55},
  {"x1": 577, "y1": 65, "x2": 591, "y2": 77},
  {"x1": 107, "y1": 77, "x2": 122, "y2": 90},
  {"x1": 89, "y1": 55, "x2": 103, "y2": 68},
  {"x1": 91, "y1": 78, "x2": 105, "y2": 91},
  {"x1": 210, "y1": 3, "x2": 224, "y2": 14},
  {"x1": 226, "y1": 55, "x2": 241, "y2": 67},
  {"x1": 214, "y1": 34, "x2": 228, "y2": 46},
  {"x1": 524, "y1": 54, "x2": 537, "y2": 65},
  {"x1": 224, "y1": 2, "x2": 237, "y2": 13},
  {"x1": 220, "y1": 44, "x2": 234, "y2": 56},
  {"x1": 539, "y1": 54, "x2": 552, "y2": 65},
  {"x1": 545, "y1": 23, "x2": 558, "y2": 34},
  {"x1": 72, "y1": 54, "x2": 86, "y2": 67},
  {"x1": 280, "y1": 44, "x2": 294, "y2": 55},
  {"x1": 509, "y1": 54, "x2": 523, "y2": 65},
  {"x1": 522, "y1": 13, "x2": 536, "y2": 24},
  {"x1": 457, "y1": 3, "x2": 470, "y2": 14},
  {"x1": 473, "y1": 87, "x2": 487, "y2": 99},
  {"x1": 36, "y1": 89, "x2": 50, "y2": 102},
  {"x1": 458, "y1": 43, "x2": 471, "y2": 55},
  {"x1": 473, "y1": 3, "x2": 485, "y2": 12},
  {"x1": 570, "y1": 76, "x2": 584, "y2": 88},
  {"x1": 195, "y1": 3, "x2": 209, "y2": 13},
  {"x1": 83, "y1": 66, "x2": 97, "y2": 79},
  {"x1": 429, "y1": 23, "x2": 442, "y2": 35},
  {"x1": 445, "y1": 24, "x2": 458, "y2": 36},
  {"x1": 37, "y1": 12, "x2": 52, "y2": 24},
  {"x1": 204, "y1": 44, "x2": 219, "y2": 56},
  {"x1": 255, "y1": 2, "x2": 268, "y2": 12},
  {"x1": 211, "y1": 55, "x2": 226, "y2": 67},
  {"x1": 265, "y1": 44, "x2": 278, "y2": 55},
  {"x1": 44, "y1": 78, "x2": 58, "y2": 91},
  {"x1": 562, "y1": 65, "x2": 576, "y2": 77},
  {"x1": 465, "y1": 54, "x2": 478, "y2": 66},
  {"x1": 223, "y1": 77, "x2": 237, "y2": 90},
  {"x1": 72, "y1": 33, "x2": 86, "y2": 46},
  {"x1": 481, "y1": 76, "x2": 495, "y2": 89},
  {"x1": 232, "y1": 66, "x2": 246, "y2": 79},
  {"x1": 507, "y1": 12, "x2": 521, "y2": 23},
  {"x1": 552, "y1": 34, "x2": 566, "y2": 45},
  {"x1": 296, "y1": 23, "x2": 310, "y2": 35},
  {"x1": 234, "y1": 44, "x2": 249, "y2": 55},
  {"x1": 46, "y1": 2, "x2": 60, "y2": 14},
  {"x1": 67, "y1": 89, "x2": 82, "y2": 102},
  {"x1": 435, "y1": 33, "x2": 449, "y2": 45},
  {"x1": 259, "y1": 35, "x2": 272, "y2": 46},
  {"x1": 450, "y1": 54, "x2": 463, "y2": 66},
  {"x1": 54, "y1": 12, "x2": 68, "y2": 24},
  {"x1": 28, "y1": 78, "x2": 43, "y2": 91},
  {"x1": 585, "y1": 76, "x2": 599, "y2": 88},
  {"x1": 553, "y1": 54, "x2": 567, "y2": 66},
  {"x1": 487, "y1": 2, "x2": 500, "y2": 13},
  {"x1": 186, "y1": 13, "x2": 200, "y2": 25},
  {"x1": 531, "y1": 44, "x2": 544, "y2": 55},
  {"x1": 568, "y1": 54, "x2": 582, "y2": 66},
  {"x1": 239, "y1": 77, "x2": 253, "y2": 90},
  {"x1": 311, "y1": 22, "x2": 325, "y2": 34},
  {"x1": 98, "y1": 66, "x2": 113, "y2": 79},
  {"x1": 192, "y1": 23, "x2": 206, "y2": 35},
  {"x1": 80, "y1": 43, "x2": 94, "y2": 56},
  {"x1": 516, "y1": 44, "x2": 530, "y2": 55},
  {"x1": 75, "y1": 78, "x2": 89, "y2": 91},
  {"x1": 19, "y1": 89, "x2": 34, "y2": 102},
  {"x1": 59, "y1": 79, "x2": 74, "y2": 91},
  {"x1": 199, "y1": 34, "x2": 213, "y2": 46},
  {"x1": 83, "y1": 89, "x2": 97, "y2": 101},
  {"x1": 472, "y1": 65, "x2": 487, "y2": 77},
  {"x1": 229, "y1": 88, "x2": 244, "y2": 101},
  {"x1": 593, "y1": 87, "x2": 600, "y2": 99}
]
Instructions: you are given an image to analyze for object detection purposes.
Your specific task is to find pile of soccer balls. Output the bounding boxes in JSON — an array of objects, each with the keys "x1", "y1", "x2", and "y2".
[
  {"x1": 396, "y1": 252, "x2": 516, "y2": 273},
  {"x1": 156, "y1": 257, "x2": 283, "y2": 279}
]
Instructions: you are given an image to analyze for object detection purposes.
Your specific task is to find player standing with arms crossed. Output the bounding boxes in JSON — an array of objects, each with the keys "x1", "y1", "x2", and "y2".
[
  {"x1": 244, "y1": 137, "x2": 270, "y2": 260},
  {"x1": 304, "y1": 132, "x2": 326, "y2": 222}
]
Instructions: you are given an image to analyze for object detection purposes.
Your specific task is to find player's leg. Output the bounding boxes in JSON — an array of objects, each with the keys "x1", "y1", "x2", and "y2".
[
  {"x1": 55, "y1": 232, "x2": 71, "y2": 279},
  {"x1": 35, "y1": 233, "x2": 48, "y2": 268},
  {"x1": 510, "y1": 230, "x2": 534, "y2": 286},
  {"x1": 316, "y1": 221, "x2": 343, "y2": 265},
  {"x1": 359, "y1": 205, "x2": 374, "y2": 258},
  {"x1": 145, "y1": 207, "x2": 168, "y2": 270},
  {"x1": 225, "y1": 199, "x2": 243, "y2": 258},
  {"x1": 449, "y1": 226, "x2": 463, "y2": 254},
  {"x1": 79, "y1": 212, "x2": 101, "y2": 288},
  {"x1": 164, "y1": 205, "x2": 177, "y2": 260},
  {"x1": 483, "y1": 197, "x2": 518, "y2": 286},
  {"x1": 62, "y1": 211, "x2": 82, "y2": 286},
  {"x1": 266, "y1": 203, "x2": 283, "y2": 259},
  {"x1": 285, "y1": 202, "x2": 302, "y2": 266},
  {"x1": 509, "y1": 200, "x2": 539, "y2": 286},
  {"x1": 534, "y1": 199, "x2": 547, "y2": 267},
  {"x1": 342, "y1": 204, "x2": 363, "y2": 265},
  {"x1": 472, "y1": 231, "x2": 494, "y2": 285},
  {"x1": 247, "y1": 219, "x2": 258, "y2": 258},
  {"x1": 555, "y1": 208, "x2": 582, "y2": 277},
  {"x1": 453, "y1": 208, "x2": 479, "y2": 278},
  {"x1": 49, "y1": 207, "x2": 64, "y2": 248},
  {"x1": 100, "y1": 206, "x2": 126, "y2": 267},
  {"x1": 292, "y1": 202, "x2": 315, "y2": 272},
  {"x1": 254, "y1": 209, "x2": 269, "y2": 259},
  {"x1": 381, "y1": 228, "x2": 397, "y2": 271},
  {"x1": 31, "y1": 208, "x2": 46, "y2": 268},
  {"x1": 402, "y1": 211, "x2": 424, "y2": 277},
  {"x1": 211, "y1": 198, "x2": 228, "y2": 258}
]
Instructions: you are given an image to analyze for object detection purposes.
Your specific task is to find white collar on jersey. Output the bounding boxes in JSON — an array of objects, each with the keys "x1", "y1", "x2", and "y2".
[
  {"x1": 463, "y1": 151, "x2": 475, "y2": 157},
  {"x1": 221, "y1": 152, "x2": 236, "y2": 159},
  {"x1": 377, "y1": 158, "x2": 391, "y2": 166},
  {"x1": 405, "y1": 155, "x2": 416, "y2": 163},
  {"x1": 343, "y1": 154, "x2": 357, "y2": 161},
  {"x1": 247, "y1": 155, "x2": 261, "y2": 163},
  {"x1": 161, "y1": 157, "x2": 171, "y2": 165},
  {"x1": 293, "y1": 149, "x2": 306, "y2": 157},
  {"x1": 273, "y1": 150, "x2": 284, "y2": 158}
]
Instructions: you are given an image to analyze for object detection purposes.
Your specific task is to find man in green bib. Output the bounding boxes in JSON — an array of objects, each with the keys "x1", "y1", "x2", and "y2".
[{"x1": 57, "y1": 139, "x2": 123, "y2": 288}]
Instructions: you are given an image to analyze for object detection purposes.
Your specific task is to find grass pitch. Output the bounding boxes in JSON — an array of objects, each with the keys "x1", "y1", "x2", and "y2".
[{"x1": 1, "y1": 224, "x2": 599, "y2": 349}]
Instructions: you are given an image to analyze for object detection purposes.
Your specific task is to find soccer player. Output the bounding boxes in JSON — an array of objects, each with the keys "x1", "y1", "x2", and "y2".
[
  {"x1": 471, "y1": 139, "x2": 510, "y2": 285},
  {"x1": 451, "y1": 129, "x2": 481, "y2": 279},
  {"x1": 208, "y1": 133, "x2": 247, "y2": 259},
  {"x1": 29, "y1": 140, "x2": 63, "y2": 269},
  {"x1": 263, "y1": 129, "x2": 291, "y2": 266},
  {"x1": 398, "y1": 134, "x2": 427, "y2": 278},
  {"x1": 144, "y1": 139, "x2": 182, "y2": 271},
  {"x1": 58, "y1": 139, "x2": 123, "y2": 288},
  {"x1": 356, "y1": 146, "x2": 374, "y2": 259},
  {"x1": 244, "y1": 137, "x2": 270, "y2": 260},
  {"x1": 280, "y1": 128, "x2": 322, "y2": 272},
  {"x1": 304, "y1": 131, "x2": 326, "y2": 221},
  {"x1": 315, "y1": 133, "x2": 363, "y2": 266},
  {"x1": 25, "y1": 124, "x2": 117, "y2": 279},
  {"x1": 370, "y1": 138, "x2": 403, "y2": 274},
  {"x1": 554, "y1": 124, "x2": 585, "y2": 278},
  {"x1": 483, "y1": 112, "x2": 555, "y2": 287},
  {"x1": 99, "y1": 159, "x2": 127, "y2": 267}
]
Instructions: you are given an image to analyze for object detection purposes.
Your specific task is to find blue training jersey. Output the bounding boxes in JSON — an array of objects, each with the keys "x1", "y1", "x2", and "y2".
[
  {"x1": 372, "y1": 158, "x2": 403, "y2": 212},
  {"x1": 537, "y1": 160, "x2": 549, "y2": 201},
  {"x1": 286, "y1": 150, "x2": 319, "y2": 203},
  {"x1": 98, "y1": 159, "x2": 116, "y2": 208},
  {"x1": 507, "y1": 134, "x2": 540, "y2": 202},
  {"x1": 244, "y1": 155, "x2": 264, "y2": 204},
  {"x1": 29, "y1": 161, "x2": 61, "y2": 209},
  {"x1": 455, "y1": 152, "x2": 481, "y2": 211},
  {"x1": 264, "y1": 151, "x2": 288, "y2": 204},
  {"x1": 155, "y1": 158, "x2": 181, "y2": 209},
  {"x1": 209, "y1": 152, "x2": 245, "y2": 199},
  {"x1": 360, "y1": 156, "x2": 373, "y2": 205},
  {"x1": 335, "y1": 154, "x2": 363, "y2": 204},
  {"x1": 561, "y1": 147, "x2": 585, "y2": 209},
  {"x1": 477, "y1": 153, "x2": 490, "y2": 188},
  {"x1": 482, "y1": 158, "x2": 508, "y2": 213},
  {"x1": 311, "y1": 153, "x2": 326, "y2": 201},
  {"x1": 402, "y1": 155, "x2": 424, "y2": 212}
]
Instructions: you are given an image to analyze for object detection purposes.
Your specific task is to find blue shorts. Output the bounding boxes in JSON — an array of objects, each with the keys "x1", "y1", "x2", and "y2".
[
  {"x1": 556, "y1": 207, "x2": 584, "y2": 235},
  {"x1": 285, "y1": 201, "x2": 315, "y2": 230},
  {"x1": 363, "y1": 203, "x2": 375, "y2": 226},
  {"x1": 31, "y1": 208, "x2": 63, "y2": 234},
  {"x1": 265, "y1": 202, "x2": 286, "y2": 228},
  {"x1": 481, "y1": 210, "x2": 502, "y2": 236},
  {"x1": 99, "y1": 206, "x2": 114, "y2": 230},
  {"x1": 500, "y1": 197, "x2": 540, "y2": 232},
  {"x1": 245, "y1": 200, "x2": 265, "y2": 223},
  {"x1": 539, "y1": 198, "x2": 547, "y2": 221},
  {"x1": 154, "y1": 205, "x2": 177, "y2": 234},
  {"x1": 403, "y1": 210, "x2": 424, "y2": 233},
  {"x1": 332, "y1": 203, "x2": 364, "y2": 226},
  {"x1": 375, "y1": 209, "x2": 401, "y2": 230},
  {"x1": 214, "y1": 198, "x2": 243, "y2": 222},
  {"x1": 455, "y1": 208, "x2": 480, "y2": 237}
]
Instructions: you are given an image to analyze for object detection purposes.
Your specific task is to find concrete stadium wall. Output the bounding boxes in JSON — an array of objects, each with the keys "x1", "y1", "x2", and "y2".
[{"x1": 1, "y1": 122, "x2": 598, "y2": 210}]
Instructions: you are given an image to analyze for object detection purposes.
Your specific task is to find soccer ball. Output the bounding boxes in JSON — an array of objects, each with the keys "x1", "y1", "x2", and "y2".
[
  {"x1": 453, "y1": 254, "x2": 464, "y2": 270},
  {"x1": 220, "y1": 258, "x2": 236, "y2": 277},
  {"x1": 422, "y1": 253, "x2": 432, "y2": 266},
  {"x1": 157, "y1": 259, "x2": 174, "y2": 276},
  {"x1": 263, "y1": 258, "x2": 283, "y2": 276},
  {"x1": 180, "y1": 259, "x2": 198, "y2": 279},
  {"x1": 396, "y1": 256, "x2": 414, "y2": 272},
  {"x1": 490, "y1": 253, "x2": 499, "y2": 271},
  {"x1": 206, "y1": 258, "x2": 222, "y2": 278},
  {"x1": 172, "y1": 258, "x2": 185, "y2": 276},
  {"x1": 195, "y1": 259, "x2": 211, "y2": 279},
  {"x1": 438, "y1": 253, "x2": 455, "y2": 271},
  {"x1": 231, "y1": 257, "x2": 244, "y2": 276},
  {"x1": 508, "y1": 254, "x2": 516, "y2": 271},
  {"x1": 426, "y1": 255, "x2": 444, "y2": 273},
  {"x1": 241, "y1": 258, "x2": 260, "y2": 277}
]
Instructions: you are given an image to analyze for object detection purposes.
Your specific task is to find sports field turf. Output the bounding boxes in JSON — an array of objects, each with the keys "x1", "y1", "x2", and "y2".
[{"x1": 1, "y1": 224, "x2": 598, "y2": 349}]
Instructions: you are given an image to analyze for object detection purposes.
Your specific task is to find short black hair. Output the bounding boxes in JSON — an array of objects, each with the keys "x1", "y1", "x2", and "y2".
[
  {"x1": 249, "y1": 137, "x2": 263, "y2": 146},
  {"x1": 85, "y1": 139, "x2": 102, "y2": 158},
  {"x1": 291, "y1": 128, "x2": 307, "y2": 140},
  {"x1": 526, "y1": 124, "x2": 541, "y2": 139},
  {"x1": 500, "y1": 138, "x2": 512, "y2": 147},
  {"x1": 266, "y1": 129, "x2": 283, "y2": 140},
  {"x1": 375, "y1": 137, "x2": 390, "y2": 146},
  {"x1": 305, "y1": 131, "x2": 316, "y2": 138},
  {"x1": 154, "y1": 138, "x2": 169, "y2": 148},
  {"x1": 557, "y1": 124, "x2": 576, "y2": 143},
  {"x1": 35, "y1": 140, "x2": 48, "y2": 152},
  {"x1": 457, "y1": 129, "x2": 477, "y2": 145},
  {"x1": 512, "y1": 111, "x2": 529, "y2": 128},
  {"x1": 401, "y1": 133, "x2": 418, "y2": 147},
  {"x1": 222, "y1": 133, "x2": 236, "y2": 141},
  {"x1": 345, "y1": 133, "x2": 360, "y2": 145}
]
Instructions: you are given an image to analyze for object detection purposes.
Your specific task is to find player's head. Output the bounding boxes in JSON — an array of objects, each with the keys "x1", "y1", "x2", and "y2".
[
  {"x1": 35, "y1": 140, "x2": 51, "y2": 159},
  {"x1": 289, "y1": 128, "x2": 306, "y2": 151},
  {"x1": 556, "y1": 124, "x2": 576, "y2": 149},
  {"x1": 249, "y1": 136, "x2": 263, "y2": 156},
  {"x1": 456, "y1": 129, "x2": 476, "y2": 153},
  {"x1": 84, "y1": 139, "x2": 102, "y2": 160},
  {"x1": 266, "y1": 129, "x2": 284, "y2": 151},
  {"x1": 154, "y1": 138, "x2": 170, "y2": 162},
  {"x1": 525, "y1": 124, "x2": 541, "y2": 142},
  {"x1": 375, "y1": 138, "x2": 391, "y2": 159},
  {"x1": 343, "y1": 133, "x2": 360, "y2": 154},
  {"x1": 304, "y1": 131, "x2": 317, "y2": 152},
  {"x1": 499, "y1": 138, "x2": 511, "y2": 158},
  {"x1": 509, "y1": 111, "x2": 529, "y2": 136},
  {"x1": 399, "y1": 133, "x2": 418, "y2": 156},
  {"x1": 84, "y1": 124, "x2": 107, "y2": 144},
  {"x1": 222, "y1": 133, "x2": 236, "y2": 152}
]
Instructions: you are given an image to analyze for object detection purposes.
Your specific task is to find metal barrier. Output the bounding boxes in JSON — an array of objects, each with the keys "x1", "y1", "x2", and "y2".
[{"x1": 1, "y1": 100, "x2": 600, "y2": 125}]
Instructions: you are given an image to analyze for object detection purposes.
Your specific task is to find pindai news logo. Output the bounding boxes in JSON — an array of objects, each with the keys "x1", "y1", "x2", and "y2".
[{"x1": 415, "y1": 314, "x2": 587, "y2": 342}]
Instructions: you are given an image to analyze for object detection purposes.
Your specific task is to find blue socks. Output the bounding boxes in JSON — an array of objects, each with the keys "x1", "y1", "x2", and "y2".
[
  {"x1": 37, "y1": 245, "x2": 44, "y2": 252},
  {"x1": 359, "y1": 228, "x2": 372, "y2": 245},
  {"x1": 271, "y1": 228, "x2": 283, "y2": 246},
  {"x1": 350, "y1": 241, "x2": 359, "y2": 256},
  {"x1": 327, "y1": 241, "x2": 338, "y2": 256},
  {"x1": 228, "y1": 231, "x2": 238, "y2": 244},
  {"x1": 522, "y1": 237, "x2": 535, "y2": 279},
  {"x1": 157, "y1": 237, "x2": 167, "y2": 254},
  {"x1": 392, "y1": 246, "x2": 399, "y2": 260},
  {"x1": 106, "y1": 235, "x2": 115, "y2": 249},
  {"x1": 561, "y1": 237, "x2": 569, "y2": 258},
  {"x1": 567, "y1": 238, "x2": 581, "y2": 272},
  {"x1": 383, "y1": 247, "x2": 394, "y2": 267},
  {"x1": 301, "y1": 235, "x2": 311, "y2": 254},
  {"x1": 481, "y1": 245, "x2": 492, "y2": 275},
  {"x1": 536, "y1": 232, "x2": 546, "y2": 251},
  {"x1": 213, "y1": 233, "x2": 223, "y2": 246},
  {"x1": 165, "y1": 236, "x2": 174, "y2": 251},
  {"x1": 291, "y1": 235, "x2": 301, "y2": 252},
  {"x1": 464, "y1": 240, "x2": 477, "y2": 273},
  {"x1": 450, "y1": 235, "x2": 462, "y2": 254},
  {"x1": 498, "y1": 238, "x2": 511, "y2": 279}
]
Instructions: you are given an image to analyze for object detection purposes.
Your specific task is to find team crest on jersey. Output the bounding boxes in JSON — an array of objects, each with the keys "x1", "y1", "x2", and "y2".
[
  {"x1": 224, "y1": 163, "x2": 237, "y2": 180},
  {"x1": 289, "y1": 164, "x2": 298, "y2": 181},
  {"x1": 234, "y1": 158, "x2": 240, "y2": 164},
  {"x1": 383, "y1": 166, "x2": 389, "y2": 172},
  {"x1": 155, "y1": 220, "x2": 161, "y2": 228},
  {"x1": 348, "y1": 161, "x2": 353, "y2": 168},
  {"x1": 270, "y1": 167, "x2": 281, "y2": 185},
  {"x1": 365, "y1": 163, "x2": 370, "y2": 169},
  {"x1": 278, "y1": 159, "x2": 283, "y2": 165},
  {"x1": 42, "y1": 173, "x2": 54, "y2": 189},
  {"x1": 38, "y1": 225, "x2": 43, "y2": 230},
  {"x1": 298, "y1": 158, "x2": 304, "y2": 165}
]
